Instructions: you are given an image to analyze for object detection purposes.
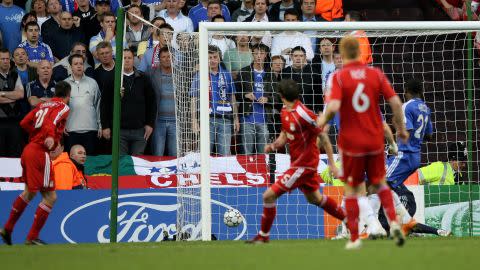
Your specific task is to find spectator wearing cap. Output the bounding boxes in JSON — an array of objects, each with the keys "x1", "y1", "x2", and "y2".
[
  {"x1": 189, "y1": 0, "x2": 231, "y2": 31},
  {"x1": 0, "y1": 0, "x2": 25, "y2": 53},
  {"x1": 18, "y1": 22, "x2": 55, "y2": 68},
  {"x1": 269, "y1": 0, "x2": 302, "y2": 21},
  {"x1": 157, "y1": 0, "x2": 194, "y2": 33},
  {"x1": 404, "y1": 142, "x2": 468, "y2": 185}
]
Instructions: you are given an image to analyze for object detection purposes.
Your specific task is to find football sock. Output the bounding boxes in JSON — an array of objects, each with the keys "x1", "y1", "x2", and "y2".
[
  {"x1": 392, "y1": 192, "x2": 412, "y2": 224},
  {"x1": 345, "y1": 196, "x2": 360, "y2": 242},
  {"x1": 377, "y1": 185, "x2": 397, "y2": 223},
  {"x1": 368, "y1": 194, "x2": 381, "y2": 216},
  {"x1": 26, "y1": 202, "x2": 52, "y2": 241},
  {"x1": 358, "y1": 196, "x2": 381, "y2": 234},
  {"x1": 4, "y1": 194, "x2": 29, "y2": 233},
  {"x1": 319, "y1": 195, "x2": 346, "y2": 221},
  {"x1": 259, "y1": 202, "x2": 276, "y2": 236},
  {"x1": 412, "y1": 223, "x2": 439, "y2": 235}
]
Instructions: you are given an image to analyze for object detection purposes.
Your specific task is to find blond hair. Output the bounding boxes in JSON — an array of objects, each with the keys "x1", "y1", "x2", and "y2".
[{"x1": 339, "y1": 36, "x2": 360, "y2": 60}]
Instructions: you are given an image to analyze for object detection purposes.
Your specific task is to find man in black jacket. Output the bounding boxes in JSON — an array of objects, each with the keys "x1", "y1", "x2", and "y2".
[
  {"x1": 119, "y1": 49, "x2": 156, "y2": 155},
  {"x1": 281, "y1": 46, "x2": 322, "y2": 113},
  {"x1": 0, "y1": 48, "x2": 25, "y2": 157},
  {"x1": 235, "y1": 43, "x2": 275, "y2": 154},
  {"x1": 269, "y1": 0, "x2": 302, "y2": 21}
]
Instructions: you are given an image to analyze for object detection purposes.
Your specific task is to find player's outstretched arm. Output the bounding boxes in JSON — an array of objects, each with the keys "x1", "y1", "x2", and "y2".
[
  {"x1": 317, "y1": 100, "x2": 340, "y2": 128},
  {"x1": 265, "y1": 131, "x2": 287, "y2": 153},
  {"x1": 388, "y1": 96, "x2": 409, "y2": 143},
  {"x1": 317, "y1": 132, "x2": 338, "y2": 177},
  {"x1": 383, "y1": 121, "x2": 398, "y2": 155}
]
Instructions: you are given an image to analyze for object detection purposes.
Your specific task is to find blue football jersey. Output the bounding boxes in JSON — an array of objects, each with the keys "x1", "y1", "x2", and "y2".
[{"x1": 398, "y1": 98, "x2": 433, "y2": 152}]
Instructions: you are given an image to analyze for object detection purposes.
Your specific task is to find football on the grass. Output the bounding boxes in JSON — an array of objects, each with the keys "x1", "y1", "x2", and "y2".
[{"x1": 223, "y1": 209, "x2": 243, "y2": 227}]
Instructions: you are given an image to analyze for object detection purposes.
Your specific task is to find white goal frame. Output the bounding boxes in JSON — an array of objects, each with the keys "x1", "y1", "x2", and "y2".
[{"x1": 197, "y1": 21, "x2": 480, "y2": 241}]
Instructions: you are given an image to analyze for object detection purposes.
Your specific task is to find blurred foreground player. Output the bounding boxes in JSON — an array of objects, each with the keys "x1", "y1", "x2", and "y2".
[
  {"x1": 318, "y1": 36, "x2": 409, "y2": 249},
  {"x1": 0, "y1": 81, "x2": 71, "y2": 245},
  {"x1": 246, "y1": 79, "x2": 345, "y2": 244}
]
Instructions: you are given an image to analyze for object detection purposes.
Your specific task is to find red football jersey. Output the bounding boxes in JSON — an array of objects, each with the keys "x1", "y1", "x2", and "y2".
[
  {"x1": 281, "y1": 100, "x2": 322, "y2": 169},
  {"x1": 20, "y1": 97, "x2": 70, "y2": 150},
  {"x1": 326, "y1": 61, "x2": 396, "y2": 155}
]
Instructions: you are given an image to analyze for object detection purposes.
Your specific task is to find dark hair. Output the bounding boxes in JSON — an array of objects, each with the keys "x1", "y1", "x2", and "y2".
[
  {"x1": 253, "y1": 0, "x2": 269, "y2": 6},
  {"x1": 251, "y1": 43, "x2": 270, "y2": 53},
  {"x1": 159, "y1": 23, "x2": 175, "y2": 32},
  {"x1": 211, "y1": 14, "x2": 225, "y2": 22},
  {"x1": 96, "y1": 41, "x2": 112, "y2": 51},
  {"x1": 21, "y1": 12, "x2": 37, "y2": 31},
  {"x1": 346, "y1": 10, "x2": 363, "y2": 21},
  {"x1": 70, "y1": 42, "x2": 87, "y2": 52},
  {"x1": 24, "y1": 21, "x2": 40, "y2": 32},
  {"x1": 284, "y1": 8, "x2": 300, "y2": 20},
  {"x1": 207, "y1": 0, "x2": 222, "y2": 8},
  {"x1": 159, "y1": 46, "x2": 170, "y2": 55},
  {"x1": 68, "y1": 53, "x2": 85, "y2": 65},
  {"x1": 277, "y1": 79, "x2": 300, "y2": 102},
  {"x1": 31, "y1": 0, "x2": 45, "y2": 10},
  {"x1": 100, "y1": 11, "x2": 116, "y2": 22},
  {"x1": 0, "y1": 48, "x2": 10, "y2": 55},
  {"x1": 151, "y1": 17, "x2": 165, "y2": 25},
  {"x1": 54, "y1": 81, "x2": 72, "y2": 98},
  {"x1": 291, "y1": 46, "x2": 306, "y2": 55},
  {"x1": 208, "y1": 45, "x2": 221, "y2": 55},
  {"x1": 123, "y1": 48, "x2": 135, "y2": 56},
  {"x1": 127, "y1": 4, "x2": 142, "y2": 19},
  {"x1": 405, "y1": 78, "x2": 423, "y2": 96}
]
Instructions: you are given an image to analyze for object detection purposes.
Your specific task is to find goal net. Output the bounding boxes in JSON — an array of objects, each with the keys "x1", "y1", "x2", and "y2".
[{"x1": 165, "y1": 22, "x2": 480, "y2": 240}]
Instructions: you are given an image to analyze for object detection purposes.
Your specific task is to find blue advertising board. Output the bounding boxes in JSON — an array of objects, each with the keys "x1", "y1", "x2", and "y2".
[{"x1": 0, "y1": 188, "x2": 326, "y2": 244}]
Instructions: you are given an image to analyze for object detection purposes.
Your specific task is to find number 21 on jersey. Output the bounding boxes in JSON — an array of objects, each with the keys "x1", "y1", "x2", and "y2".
[{"x1": 34, "y1": 108, "x2": 49, "y2": 128}]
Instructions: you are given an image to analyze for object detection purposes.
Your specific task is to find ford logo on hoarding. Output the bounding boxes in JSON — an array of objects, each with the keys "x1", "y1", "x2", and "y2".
[{"x1": 60, "y1": 193, "x2": 247, "y2": 243}]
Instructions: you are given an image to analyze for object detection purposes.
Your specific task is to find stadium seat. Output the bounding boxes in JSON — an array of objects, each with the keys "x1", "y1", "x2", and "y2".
[{"x1": 391, "y1": 8, "x2": 425, "y2": 21}]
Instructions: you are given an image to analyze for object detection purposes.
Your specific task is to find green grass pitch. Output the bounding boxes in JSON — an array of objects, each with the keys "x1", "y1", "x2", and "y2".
[{"x1": 1, "y1": 238, "x2": 479, "y2": 270}]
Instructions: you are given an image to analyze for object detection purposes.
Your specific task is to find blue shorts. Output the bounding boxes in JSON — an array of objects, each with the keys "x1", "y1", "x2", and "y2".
[{"x1": 386, "y1": 151, "x2": 420, "y2": 188}]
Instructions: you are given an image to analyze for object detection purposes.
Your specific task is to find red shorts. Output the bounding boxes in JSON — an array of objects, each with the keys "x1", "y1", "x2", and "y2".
[
  {"x1": 21, "y1": 143, "x2": 54, "y2": 192},
  {"x1": 271, "y1": 167, "x2": 320, "y2": 196},
  {"x1": 339, "y1": 151, "x2": 385, "y2": 187}
]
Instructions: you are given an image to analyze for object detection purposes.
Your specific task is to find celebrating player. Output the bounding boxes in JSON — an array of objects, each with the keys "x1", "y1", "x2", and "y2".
[
  {"x1": 0, "y1": 81, "x2": 71, "y2": 245},
  {"x1": 246, "y1": 79, "x2": 345, "y2": 244},
  {"x1": 318, "y1": 36, "x2": 409, "y2": 249}
]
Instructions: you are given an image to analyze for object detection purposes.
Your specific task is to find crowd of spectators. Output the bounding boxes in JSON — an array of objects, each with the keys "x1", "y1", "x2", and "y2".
[{"x1": 0, "y1": 0, "x2": 478, "y2": 158}]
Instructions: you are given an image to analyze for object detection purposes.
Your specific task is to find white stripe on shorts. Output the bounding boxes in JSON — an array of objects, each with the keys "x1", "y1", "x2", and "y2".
[{"x1": 284, "y1": 167, "x2": 305, "y2": 188}]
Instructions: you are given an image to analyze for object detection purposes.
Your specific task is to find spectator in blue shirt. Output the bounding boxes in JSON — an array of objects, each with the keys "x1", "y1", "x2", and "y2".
[
  {"x1": 18, "y1": 22, "x2": 55, "y2": 68},
  {"x1": 190, "y1": 45, "x2": 239, "y2": 156},
  {"x1": 236, "y1": 43, "x2": 274, "y2": 154},
  {"x1": 26, "y1": 60, "x2": 56, "y2": 107},
  {"x1": 0, "y1": 0, "x2": 25, "y2": 53},
  {"x1": 188, "y1": 0, "x2": 231, "y2": 31}
]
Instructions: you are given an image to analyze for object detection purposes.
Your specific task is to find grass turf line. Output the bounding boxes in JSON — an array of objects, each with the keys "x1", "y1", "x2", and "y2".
[{"x1": 1, "y1": 237, "x2": 479, "y2": 270}]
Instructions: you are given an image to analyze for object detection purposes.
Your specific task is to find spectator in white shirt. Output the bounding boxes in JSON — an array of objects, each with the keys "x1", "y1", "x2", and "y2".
[
  {"x1": 208, "y1": 15, "x2": 236, "y2": 57},
  {"x1": 159, "y1": 0, "x2": 194, "y2": 33},
  {"x1": 270, "y1": 8, "x2": 313, "y2": 66}
]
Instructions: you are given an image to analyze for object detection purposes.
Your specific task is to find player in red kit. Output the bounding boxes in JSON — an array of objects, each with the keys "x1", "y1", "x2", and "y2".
[
  {"x1": 246, "y1": 79, "x2": 345, "y2": 244},
  {"x1": 318, "y1": 36, "x2": 409, "y2": 249},
  {"x1": 0, "y1": 81, "x2": 71, "y2": 245}
]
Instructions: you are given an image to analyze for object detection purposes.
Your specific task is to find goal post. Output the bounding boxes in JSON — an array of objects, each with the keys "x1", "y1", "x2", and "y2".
[{"x1": 172, "y1": 21, "x2": 480, "y2": 241}]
